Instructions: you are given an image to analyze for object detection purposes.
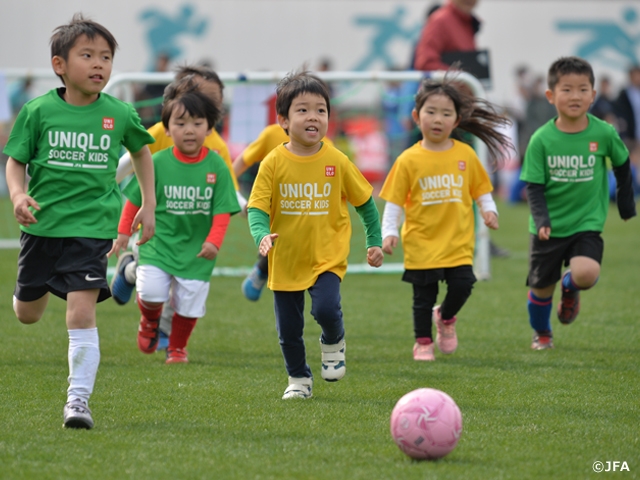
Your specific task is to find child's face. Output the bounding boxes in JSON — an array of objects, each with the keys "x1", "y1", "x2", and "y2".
[
  {"x1": 165, "y1": 106, "x2": 211, "y2": 157},
  {"x1": 546, "y1": 73, "x2": 595, "y2": 121},
  {"x1": 278, "y1": 92, "x2": 328, "y2": 152},
  {"x1": 412, "y1": 93, "x2": 459, "y2": 147},
  {"x1": 51, "y1": 34, "x2": 113, "y2": 101}
]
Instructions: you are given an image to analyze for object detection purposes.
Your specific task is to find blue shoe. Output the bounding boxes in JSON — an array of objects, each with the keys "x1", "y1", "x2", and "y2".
[
  {"x1": 157, "y1": 331, "x2": 169, "y2": 351},
  {"x1": 111, "y1": 251, "x2": 136, "y2": 305},
  {"x1": 241, "y1": 264, "x2": 267, "y2": 301}
]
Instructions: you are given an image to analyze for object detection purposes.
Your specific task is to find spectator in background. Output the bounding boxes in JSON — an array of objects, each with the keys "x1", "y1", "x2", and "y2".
[
  {"x1": 590, "y1": 75, "x2": 617, "y2": 125},
  {"x1": 135, "y1": 52, "x2": 171, "y2": 128},
  {"x1": 9, "y1": 75, "x2": 34, "y2": 118},
  {"x1": 413, "y1": 0, "x2": 480, "y2": 72},
  {"x1": 614, "y1": 65, "x2": 640, "y2": 154}
]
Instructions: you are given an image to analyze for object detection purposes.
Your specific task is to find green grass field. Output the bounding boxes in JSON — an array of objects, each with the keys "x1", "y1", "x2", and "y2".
[{"x1": 0, "y1": 200, "x2": 638, "y2": 480}]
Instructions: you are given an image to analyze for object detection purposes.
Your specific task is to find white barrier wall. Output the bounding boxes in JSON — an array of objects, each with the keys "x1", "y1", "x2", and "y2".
[{"x1": 1, "y1": 1, "x2": 639, "y2": 107}]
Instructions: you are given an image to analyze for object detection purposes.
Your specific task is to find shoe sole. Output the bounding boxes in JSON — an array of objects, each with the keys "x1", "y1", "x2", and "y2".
[{"x1": 63, "y1": 418, "x2": 94, "y2": 429}]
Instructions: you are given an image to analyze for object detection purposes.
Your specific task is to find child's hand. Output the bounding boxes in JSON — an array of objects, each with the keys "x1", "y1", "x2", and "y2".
[
  {"x1": 538, "y1": 226, "x2": 551, "y2": 241},
  {"x1": 367, "y1": 246, "x2": 384, "y2": 267},
  {"x1": 12, "y1": 193, "x2": 39, "y2": 227},
  {"x1": 108, "y1": 233, "x2": 131, "y2": 258},
  {"x1": 133, "y1": 205, "x2": 156, "y2": 245},
  {"x1": 482, "y1": 211, "x2": 499, "y2": 230},
  {"x1": 382, "y1": 236, "x2": 398, "y2": 255},
  {"x1": 259, "y1": 233, "x2": 279, "y2": 256},
  {"x1": 197, "y1": 242, "x2": 219, "y2": 260}
]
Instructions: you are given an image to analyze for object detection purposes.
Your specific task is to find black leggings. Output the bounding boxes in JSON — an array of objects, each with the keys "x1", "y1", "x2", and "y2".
[{"x1": 409, "y1": 266, "x2": 476, "y2": 339}]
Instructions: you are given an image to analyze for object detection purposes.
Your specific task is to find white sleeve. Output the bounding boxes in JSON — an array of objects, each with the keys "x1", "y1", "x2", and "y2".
[
  {"x1": 236, "y1": 190, "x2": 248, "y2": 211},
  {"x1": 115, "y1": 151, "x2": 134, "y2": 183},
  {"x1": 476, "y1": 192, "x2": 498, "y2": 215},
  {"x1": 381, "y1": 201, "x2": 404, "y2": 239}
]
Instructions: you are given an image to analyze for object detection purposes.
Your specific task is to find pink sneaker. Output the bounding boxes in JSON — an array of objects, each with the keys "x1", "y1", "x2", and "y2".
[
  {"x1": 433, "y1": 306, "x2": 457, "y2": 354},
  {"x1": 413, "y1": 340, "x2": 435, "y2": 361}
]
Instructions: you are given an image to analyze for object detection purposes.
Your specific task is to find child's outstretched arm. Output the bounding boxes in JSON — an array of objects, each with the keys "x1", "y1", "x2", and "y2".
[
  {"x1": 612, "y1": 158, "x2": 637, "y2": 221},
  {"x1": 476, "y1": 193, "x2": 499, "y2": 230},
  {"x1": 381, "y1": 201, "x2": 404, "y2": 255},
  {"x1": 129, "y1": 145, "x2": 156, "y2": 245},
  {"x1": 6, "y1": 157, "x2": 39, "y2": 227},
  {"x1": 248, "y1": 207, "x2": 278, "y2": 256},
  {"x1": 355, "y1": 196, "x2": 383, "y2": 267},
  {"x1": 525, "y1": 182, "x2": 551, "y2": 240}
]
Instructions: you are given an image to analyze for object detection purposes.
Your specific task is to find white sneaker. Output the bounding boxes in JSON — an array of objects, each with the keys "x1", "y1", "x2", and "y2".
[
  {"x1": 282, "y1": 376, "x2": 313, "y2": 399},
  {"x1": 320, "y1": 338, "x2": 346, "y2": 382},
  {"x1": 63, "y1": 399, "x2": 94, "y2": 429}
]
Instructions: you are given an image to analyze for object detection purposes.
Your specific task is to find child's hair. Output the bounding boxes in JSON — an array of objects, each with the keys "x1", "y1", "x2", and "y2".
[
  {"x1": 275, "y1": 70, "x2": 331, "y2": 134},
  {"x1": 174, "y1": 64, "x2": 224, "y2": 95},
  {"x1": 414, "y1": 74, "x2": 513, "y2": 165},
  {"x1": 161, "y1": 76, "x2": 221, "y2": 130},
  {"x1": 547, "y1": 56, "x2": 595, "y2": 90},
  {"x1": 50, "y1": 13, "x2": 118, "y2": 84}
]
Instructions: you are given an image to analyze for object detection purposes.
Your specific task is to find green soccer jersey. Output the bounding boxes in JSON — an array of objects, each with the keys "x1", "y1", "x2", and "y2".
[
  {"x1": 124, "y1": 148, "x2": 241, "y2": 281},
  {"x1": 3, "y1": 89, "x2": 154, "y2": 239},
  {"x1": 520, "y1": 114, "x2": 629, "y2": 237}
]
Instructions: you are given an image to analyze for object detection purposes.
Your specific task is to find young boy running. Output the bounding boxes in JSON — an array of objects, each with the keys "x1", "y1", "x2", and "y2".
[
  {"x1": 112, "y1": 77, "x2": 240, "y2": 363},
  {"x1": 248, "y1": 71, "x2": 383, "y2": 399},
  {"x1": 4, "y1": 13, "x2": 156, "y2": 429},
  {"x1": 520, "y1": 56, "x2": 636, "y2": 350},
  {"x1": 111, "y1": 65, "x2": 245, "y2": 351}
]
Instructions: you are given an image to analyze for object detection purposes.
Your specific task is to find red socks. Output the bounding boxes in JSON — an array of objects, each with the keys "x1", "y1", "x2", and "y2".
[{"x1": 169, "y1": 313, "x2": 198, "y2": 349}]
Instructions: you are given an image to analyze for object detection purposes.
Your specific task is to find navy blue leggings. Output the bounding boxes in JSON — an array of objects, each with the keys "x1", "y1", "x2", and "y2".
[{"x1": 273, "y1": 272, "x2": 344, "y2": 378}]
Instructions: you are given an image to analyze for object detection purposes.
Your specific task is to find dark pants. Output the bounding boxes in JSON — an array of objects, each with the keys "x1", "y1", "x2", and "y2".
[
  {"x1": 273, "y1": 272, "x2": 344, "y2": 378},
  {"x1": 405, "y1": 266, "x2": 476, "y2": 339}
]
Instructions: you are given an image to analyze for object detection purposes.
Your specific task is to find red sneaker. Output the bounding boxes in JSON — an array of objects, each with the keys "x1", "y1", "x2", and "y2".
[
  {"x1": 531, "y1": 333, "x2": 554, "y2": 350},
  {"x1": 557, "y1": 288, "x2": 580, "y2": 325},
  {"x1": 166, "y1": 347, "x2": 188, "y2": 364},
  {"x1": 137, "y1": 316, "x2": 159, "y2": 354}
]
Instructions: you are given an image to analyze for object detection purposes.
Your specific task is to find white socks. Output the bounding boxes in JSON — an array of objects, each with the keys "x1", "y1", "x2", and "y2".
[{"x1": 67, "y1": 328, "x2": 100, "y2": 405}]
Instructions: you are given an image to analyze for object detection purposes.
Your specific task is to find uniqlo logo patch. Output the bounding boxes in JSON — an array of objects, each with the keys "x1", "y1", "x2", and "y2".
[
  {"x1": 458, "y1": 161, "x2": 466, "y2": 171},
  {"x1": 103, "y1": 117, "x2": 114, "y2": 130},
  {"x1": 325, "y1": 166, "x2": 336, "y2": 177},
  {"x1": 589, "y1": 142, "x2": 598, "y2": 152},
  {"x1": 207, "y1": 173, "x2": 217, "y2": 184}
]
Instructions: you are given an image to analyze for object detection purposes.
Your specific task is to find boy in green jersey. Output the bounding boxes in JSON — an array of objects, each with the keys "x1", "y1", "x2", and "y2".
[
  {"x1": 520, "y1": 57, "x2": 636, "y2": 350},
  {"x1": 3, "y1": 13, "x2": 156, "y2": 429},
  {"x1": 112, "y1": 77, "x2": 240, "y2": 364}
]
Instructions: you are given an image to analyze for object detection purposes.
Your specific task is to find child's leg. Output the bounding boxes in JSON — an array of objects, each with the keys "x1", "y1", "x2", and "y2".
[
  {"x1": 13, "y1": 294, "x2": 50, "y2": 324},
  {"x1": 440, "y1": 266, "x2": 477, "y2": 321},
  {"x1": 529, "y1": 285, "x2": 555, "y2": 333},
  {"x1": 136, "y1": 265, "x2": 172, "y2": 354},
  {"x1": 166, "y1": 277, "x2": 209, "y2": 363},
  {"x1": 308, "y1": 272, "x2": 344, "y2": 345},
  {"x1": 273, "y1": 290, "x2": 311, "y2": 379},
  {"x1": 66, "y1": 289, "x2": 100, "y2": 405},
  {"x1": 565, "y1": 256, "x2": 600, "y2": 289},
  {"x1": 411, "y1": 282, "x2": 438, "y2": 342},
  {"x1": 309, "y1": 272, "x2": 346, "y2": 381}
]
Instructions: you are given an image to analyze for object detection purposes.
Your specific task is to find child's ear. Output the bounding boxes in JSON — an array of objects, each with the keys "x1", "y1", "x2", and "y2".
[
  {"x1": 545, "y1": 89, "x2": 554, "y2": 104},
  {"x1": 411, "y1": 108, "x2": 419, "y2": 124},
  {"x1": 51, "y1": 56, "x2": 65, "y2": 76},
  {"x1": 277, "y1": 114, "x2": 289, "y2": 131}
]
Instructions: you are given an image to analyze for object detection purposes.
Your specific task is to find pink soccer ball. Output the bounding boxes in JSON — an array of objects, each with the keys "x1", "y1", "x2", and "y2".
[{"x1": 390, "y1": 388, "x2": 463, "y2": 460}]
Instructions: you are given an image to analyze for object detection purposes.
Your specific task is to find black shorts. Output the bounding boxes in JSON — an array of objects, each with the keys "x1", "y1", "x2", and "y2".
[
  {"x1": 402, "y1": 265, "x2": 477, "y2": 287},
  {"x1": 527, "y1": 231, "x2": 603, "y2": 289},
  {"x1": 15, "y1": 232, "x2": 113, "y2": 302}
]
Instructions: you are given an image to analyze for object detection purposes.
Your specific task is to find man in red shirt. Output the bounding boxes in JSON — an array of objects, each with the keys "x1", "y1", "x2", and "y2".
[{"x1": 413, "y1": 0, "x2": 480, "y2": 72}]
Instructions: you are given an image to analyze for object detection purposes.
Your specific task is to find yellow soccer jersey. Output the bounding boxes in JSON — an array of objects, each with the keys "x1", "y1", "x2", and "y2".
[
  {"x1": 248, "y1": 143, "x2": 372, "y2": 291},
  {"x1": 146, "y1": 122, "x2": 239, "y2": 191},
  {"x1": 380, "y1": 140, "x2": 493, "y2": 269},
  {"x1": 243, "y1": 124, "x2": 334, "y2": 168}
]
